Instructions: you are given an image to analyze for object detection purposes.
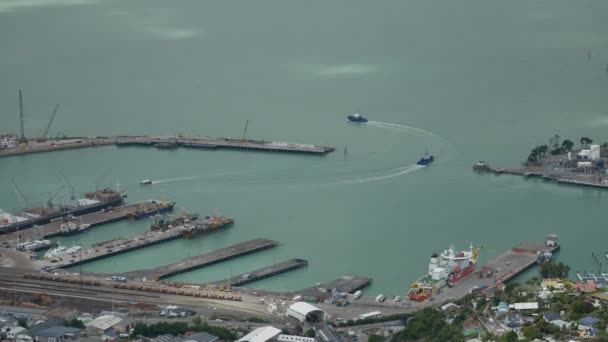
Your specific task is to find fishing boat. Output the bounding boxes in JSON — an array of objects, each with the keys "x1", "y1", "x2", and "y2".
[
  {"x1": 140, "y1": 180, "x2": 152, "y2": 185},
  {"x1": 347, "y1": 113, "x2": 368, "y2": 123},
  {"x1": 416, "y1": 150, "x2": 435, "y2": 166}
]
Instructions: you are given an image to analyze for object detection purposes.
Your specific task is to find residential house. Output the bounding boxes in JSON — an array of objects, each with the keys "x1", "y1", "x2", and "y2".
[
  {"x1": 30, "y1": 326, "x2": 81, "y2": 342},
  {"x1": 462, "y1": 315, "x2": 485, "y2": 338},
  {"x1": 504, "y1": 313, "x2": 524, "y2": 329},
  {"x1": 6, "y1": 326, "x2": 26, "y2": 340},
  {"x1": 588, "y1": 292, "x2": 608, "y2": 308},
  {"x1": 509, "y1": 302, "x2": 538, "y2": 311},
  {"x1": 316, "y1": 326, "x2": 341, "y2": 342},
  {"x1": 549, "y1": 319, "x2": 574, "y2": 330},
  {"x1": 85, "y1": 315, "x2": 122, "y2": 336},
  {"x1": 543, "y1": 311, "x2": 560, "y2": 322},
  {"x1": 578, "y1": 316, "x2": 600, "y2": 337},
  {"x1": 572, "y1": 283, "x2": 599, "y2": 293},
  {"x1": 541, "y1": 278, "x2": 565, "y2": 291}
]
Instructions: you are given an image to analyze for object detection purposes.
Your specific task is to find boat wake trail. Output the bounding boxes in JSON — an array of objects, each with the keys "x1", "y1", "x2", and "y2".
[
  {"x1": 328, "y1": 164, "x2": 425, "y2": 186},
  {"x1": 367, "y1": 121, "x2": 438, "y2": 137},
  {"x1": 152, "y1": 176, "x2": 202, "y2": 184}
]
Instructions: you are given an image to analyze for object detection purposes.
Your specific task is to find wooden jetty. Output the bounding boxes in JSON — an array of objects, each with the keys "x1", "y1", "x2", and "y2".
[
  {"x1": 211, "y1": 259, "x2": 308, "y2": 287},
  {"x1": 0, "y1": 135, "x2": 334, "y2": 158},
  {"x1": 121, "y1": 238, "x2": 280, "y2": 281},
  {"x1": 0, "y1": 201, "x2": 161, "y2": 244}
]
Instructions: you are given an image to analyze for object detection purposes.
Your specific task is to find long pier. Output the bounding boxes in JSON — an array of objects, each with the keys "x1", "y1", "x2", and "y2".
[
  {"x1": 211, "y1": 259, "x2": 308, "y2": 287},
  {"x1": 121, "y1": 238, "x2": 280, "y2": 281},
  {"x1": 0, "y1": 201, "x2": 161, "y2": 244},
  {"x1": 474, "y1": 163, "x2": 608, "y2": 190},
  {"x1": 0, "y1": 135, "x2": 334, "y2": 158}
]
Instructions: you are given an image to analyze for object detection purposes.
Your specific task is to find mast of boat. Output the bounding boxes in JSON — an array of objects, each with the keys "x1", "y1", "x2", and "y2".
[{"x1": 242, "y1": 120, "x2": 249, "y2": 142}]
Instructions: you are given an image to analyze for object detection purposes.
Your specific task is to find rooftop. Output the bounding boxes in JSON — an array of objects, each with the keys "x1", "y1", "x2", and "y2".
[
  {"x1": 86, "y1": 315, "x2": 122, "y2": 331},
  {"x1": 36, "y1": 326, "x2": 81, "y2": 338},
  {"x1": 237, "y1": 326, "x2": 281, "y2": 342}
]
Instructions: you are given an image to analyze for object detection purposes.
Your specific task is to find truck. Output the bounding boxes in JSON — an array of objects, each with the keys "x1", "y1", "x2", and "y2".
[
  {"x1": 111, "y1": 276, "x2": 127, "y2": 283},
  {"x1": 375, "y1": 294, "x2": 386, "y2": 303}
]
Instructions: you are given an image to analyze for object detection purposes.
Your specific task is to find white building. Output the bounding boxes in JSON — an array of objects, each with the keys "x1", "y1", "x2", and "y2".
[
  {"x1": 578, "y1": 145, "x2": 600, "y2": 161},
  {"x1": 287, "y1": 302, "x2": 326, "y2": 323},
  {"x1": 237, "y1": 326, "x2": 282, "y2": 342},
  {"x1": 85, "y1": 315, "x2": 122, "y2": 335},
  {"x1": 6, "y1": 326, "x2": 26, "y2": 340}
]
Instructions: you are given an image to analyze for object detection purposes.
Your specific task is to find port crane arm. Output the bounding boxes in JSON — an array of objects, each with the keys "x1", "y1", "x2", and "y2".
[
  {"x1": 10, "y1": 178, "x2": 28, "y2": 209},
  {"x1": 40, "y1": 104, "x2": 60, "y2": 139},
  {"x1": 47, "y1": 184, "x2": 65, "y2": 208},
  {"x1": 60, "y1": 170, "x2": 76, "y2": 200}
]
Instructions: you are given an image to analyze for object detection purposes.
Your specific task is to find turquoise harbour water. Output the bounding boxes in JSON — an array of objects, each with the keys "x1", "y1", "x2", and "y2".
[{"x1": 1, "y1": 0, "x2": 608, "y2": 296}]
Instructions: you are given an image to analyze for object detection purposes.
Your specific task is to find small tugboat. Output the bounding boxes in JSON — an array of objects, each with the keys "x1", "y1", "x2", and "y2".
[
  {"x1": 347, "y1": 113, "x2": 368, "y2": 123},
  {"x1": 416, "y1": 150, "x2": 435, "y2": 166},
  {"x1": 140, "y1": 180, "x2": 153, "y2": 185}
]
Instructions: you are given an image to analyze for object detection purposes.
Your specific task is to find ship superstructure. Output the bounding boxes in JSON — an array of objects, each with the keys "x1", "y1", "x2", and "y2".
[{"x1": 182, "y1": 212, "x2": 234, "y2": 239}]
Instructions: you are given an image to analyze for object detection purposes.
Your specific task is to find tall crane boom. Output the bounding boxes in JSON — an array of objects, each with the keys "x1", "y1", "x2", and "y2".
[
  {"x1": 47, "y1": 184, "x2": 65, "y2": 208},
  {"x1": 60, "y1": 170, "x2": 76, "y2": 200},
  {"x1": 10, "y1": 178, "x2": 28, "y2": 209},
  {"x1": 41, "y1": 104, "x2": 60, "y2": 139}
]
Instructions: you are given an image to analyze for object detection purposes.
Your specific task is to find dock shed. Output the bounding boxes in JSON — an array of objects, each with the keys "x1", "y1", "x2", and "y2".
[{"x1": 287, "y1": 302, "x2": 326, "y2": 323}]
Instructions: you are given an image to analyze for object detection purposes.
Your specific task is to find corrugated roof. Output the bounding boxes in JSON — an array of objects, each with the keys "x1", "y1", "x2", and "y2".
[
  {"x1": 86, "y1": 315, "x2": 122, "y2": 331},
  {"x1": 35, "y1": 326, "x2": 80, "y2": 338},
  {"x1": 237, "y1": 326, "x2": 281, "y2": 342},
  {"x1": 288, "y1": 302, "x2": 324, "y2": 316}
]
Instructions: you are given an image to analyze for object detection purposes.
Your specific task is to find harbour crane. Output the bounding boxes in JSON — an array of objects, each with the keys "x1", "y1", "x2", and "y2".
[
  {"x1": 60, "y1": 170, "x2": 76, "y2": 200},
  {"x1": 10, "y1": 178, "x2": 28, "y2": 210},
  {"x1": 37, "y1": 104, "x2": 60, "y2": 141},
  {"x1": 46, "y1": 184, "x2": 65, "y2": 209}
]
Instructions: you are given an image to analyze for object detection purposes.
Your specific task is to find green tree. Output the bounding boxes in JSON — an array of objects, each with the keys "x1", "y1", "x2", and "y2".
[
  {"x1": 368, "y1": 335, "x2": 384, "y2": 342},
  {"x1": 522, "y1": 325, "x2": 542, "y2": 340},
  {"x1": 65, "y1": 319, "x2": 85, "y2": 329},
  {"x1": 580, "y1": 137, "x2": 593, "y2": 148},
  {"x1": 294, "y1": 325, "x2": 303, "y2": 334},
  {"x1": 305, "y1": 328, "x2": 316, "y2": 338},
  {"x1": 500, "y1": 330, "x2": 518, "y2": 342},
  {"x1": 192, "y1": 316, "x2": 202, "y2": 326},
  {"x1": 562, "y1": 139, "x2": 574, "y2": 151},
  {"x1": 17, "y1": 318, "x2": 28, "y2": 328},
  {"x1": 540, "y1": 261, "x2": 570, "y2": 279}
]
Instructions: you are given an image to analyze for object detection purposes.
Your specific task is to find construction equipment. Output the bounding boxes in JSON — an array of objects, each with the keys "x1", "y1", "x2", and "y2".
[
  {"x1": 60, "y1": 170, "x2": 76, "y2": 200},
  {"x1": 471, "y1": 245, "x2": 485, "y2": 261},
  {"x1": 10, "y1": 178, "x2": 28, "y2": 210},
  {"x1": 18, "y1": 90, "x2": 26, "y2": 143},
  {"x1": 37, "y1": 104, "x2": 60, "y2": 142},
  {"x1": 46, "y1": 184, "x2": 65, "y2": 209}
]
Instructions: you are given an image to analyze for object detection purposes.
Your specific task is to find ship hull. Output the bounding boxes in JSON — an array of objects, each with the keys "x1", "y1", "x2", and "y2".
[
  {"x1": 407, "y1": 294, "x2": 429, "y2": 301},
  {"x1": 129, "y1": 204, "x2": 175, "y2": 220},
  {"x1": 182, "y1": 220, "x2": 233, "y2": 239},
  {"x1": 448, "y1": 263, "x2": 476, "y2": 283},
  {"x1": 0, "y1": 196, "x2": 125, "y2": 234},
  {"x1": 347, "y1": 117, "x2": 368, "y2": 123}
]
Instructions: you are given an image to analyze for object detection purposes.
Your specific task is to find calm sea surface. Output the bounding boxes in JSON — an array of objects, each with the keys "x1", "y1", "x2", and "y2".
[{"x1": 1, "y1": 0, "x2": 608, "y2": 295}]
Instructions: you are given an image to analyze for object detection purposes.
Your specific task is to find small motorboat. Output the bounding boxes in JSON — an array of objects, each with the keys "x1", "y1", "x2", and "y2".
[
  {"x1": 416, "y1": 151, "x2": 435, "y2": 166},
  {"x1": 140, "y1": 180, "x2": 152, "y2": 185},
  {"x1": 347, "y1": 113, "x2": 368, "y2": 123}
]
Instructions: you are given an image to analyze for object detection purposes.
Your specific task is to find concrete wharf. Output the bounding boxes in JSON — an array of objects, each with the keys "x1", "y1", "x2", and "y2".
[
  {"x1": 121, "y1": 238, "x2": 280, "y2": 281},
  {"x1": 0, "y1": 135, "x2": 334, "y2": 158},
  {"x1": 474, "y1": 163, "x2": 608, "y2": 190},
  {"x1": 0, "y1": 201, "x2": 160, "y2": 244},
  {"x1": 211, "y1": 259, "x2": 308, "y2": 287},
  {"x1": 297, "y1": 275, "x2": 372, "y2": 299}
]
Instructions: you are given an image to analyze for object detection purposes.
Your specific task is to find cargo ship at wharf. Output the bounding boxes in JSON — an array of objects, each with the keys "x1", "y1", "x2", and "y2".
[
  {"x1": 411, "y1": 235, "x2": 561, "y2": 304},
  {"x1": 126, "y1": 200, "x2": 175, "y2": 220},
  {"x1": 151, "y1": 211, "x2": 234, "y2": 238},
  {"x1": 0, "y1": 188, "x2": 126, "y2": 234}
]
